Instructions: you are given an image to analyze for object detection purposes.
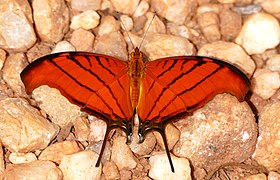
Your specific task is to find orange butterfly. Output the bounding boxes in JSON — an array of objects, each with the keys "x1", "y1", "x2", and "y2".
[{"x1": 21, "y1": 47, "x2": 250, "y2": 172}]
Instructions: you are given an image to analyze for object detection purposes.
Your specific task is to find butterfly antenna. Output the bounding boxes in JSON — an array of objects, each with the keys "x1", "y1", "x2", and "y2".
[
  {"x1": 139, "y1": 13, "x2": 156, "y2": 50},
  {"x1": 118, "y1": 14, "x2": 135, "y2": 49}
]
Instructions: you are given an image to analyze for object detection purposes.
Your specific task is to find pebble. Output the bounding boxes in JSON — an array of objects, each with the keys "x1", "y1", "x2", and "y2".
[
  {"x1": 51, "y1": 41, "x2": 76, "y2": 53},
  {"x1": 70, "y1": 28, "x2": 95, "y2": 52},
  {"x1": 59, "y1": 150, "x2": 102, "y2": 180},
  {"x1": 258, "y1": 0, "x2": 280, "y2": 14},
  {"x1": 268, "y1": 171, "x2": 280, "y2": 179},
  {"x1": 144, "y1": 13, "x2": 166, "y2": 34},
  {"x1": 97, "y1": 15, "x2": 120, "y2": 36},
  {"x1": 0, "y1": 98, "x2": 59, "y2": 152},
  {"x1": 31, "y1": 86, "x2": 82, "y2": 128},
  {"x1": 235, "y1": 13, "x2": 280, "y2": 55},
  {"x1": 244, "y1": 173, "x2": 267, "y2": 180},
  {"x1": 198, "y1": 41, "x2": 256, "y2": 76},
  {"x1": 71, "y1": 0, "x2": 101, "y2": 11},
  {"x1": 39, "y1": 141, "x2": 82, "y2": 164},
  {"x1": 33, "y1": 0, "x2": 69, "y2": 43},
  {"x1": 70, "y1": 10, "x2": 100, "y2": 30},
  {"x1": 133, "y1": 0, "x2": 149, "y2": 17},
  {"x1": 252, "y1": 69, "x2": 280, "y2": 99},
  {"x1": 173, "y1": 94, "x2": 257, "y2": 171},
  {"x1": 86, "y1": 140, "x2": 111, "y2": 165},
  {"x1": 9, "y1": 152, "x2": 37, "y2": 164},
  {"x1": 153, "y1": 123, "x2": 180, "y2": 150},
  {"x1": 151, "y1": 0, "x2": 198, "y2": 25},
  {"x1": 2, "y1": 160, "x2": 62, "y2": 179},
  {"x1": 120, "y1": 15, "x2": 134, "y2": 32},
  {"x1": 266, "y1": 54, "x2": 280, "y2": 72},
  {"x1": 166, "y1": 23, "x2": 191, "y2": 39},
  {"x1": 253, "y1": 101, "x2": 280, "y2": 171},
  {"x1": 0, "y1": 49, "x2": 6, "y2": 70},
  {"x1": 0, "y1": 142, "x2": 4, "y2": 173},
  {"x1": 73, "y1": 117, "x2": 90, "y2": 141},
  {"x1": 103, "y1": 161, "x2": 121, "y2": 180},
  {"x1": 0, "y1": 0, "x2": 36, "y2": 51},
  {"x1": 148, "y1": 152, "x2": 191, "y2": 180},
  {"x1": 217, "y1": 0, "x2": 235, "y2": 3},
  {"x1": 197, "y1": 12, "x2": 221, "y2": 42},
  {"x1": 94, "y1": 31, "x2": 128, "y2": 61},
  {"x1": 110, "y1": 0, "x2": 140, "y2": 15},
  {"x1": 111, "y1": 136, "x2": 137, "y2": 170},
  {"x1": 2, "y1": 53, "x2": 28, "y2": 95},
  {"x1": 233, "y1": 4, "x2": 262, "y2": 15},
  {"x1": 88, "y1": 116, "x2": 107, "y2": 142}
]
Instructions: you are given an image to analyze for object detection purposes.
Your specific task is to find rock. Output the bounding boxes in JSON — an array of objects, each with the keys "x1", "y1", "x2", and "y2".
[
  {"x1": 51, "y1": 41, "x2": 76, "y2": 53},
  {"x1": 111, "y1": 136, "x2": 137, "y2": 170},
  {"x1": 73, "y1": 117, "x2": 90, "y2": 141},
  {"x1": 143, "y1": 13, "x2": 166, "y2": 34},
  {"x1": 0, "y1": 49, "x2": 6, "y2": 70},
  {"x1": 0, "y1": 98, "x2": 59, "y2": 152},
  {"x1": 266, "y1": 54, "x2": 280, "y2": 72},
  {"x1": 252, "y1": 69, "x2": 280, "y2": 99},
  {"x1": 87, "y1": 140, "x2": 111, "y2": 165},
  {"x1": 2, "y1": 53, "x2": 28, "y2": 95},
  {"x1": 235, "y1": 13, "x2": 280, "y2": 55},
  {"x1": 9, "y1": 152, "x2": 37, "y2": 164},
  {"x1": 253, "y1": 101, "x2": 280, "y2": 171},
  {"x1": 59, "y1": 150, "x2": 102, "y2": 180},
  {"x1": 244, "y1": 173, "x2": 267, "y2": 180},
  {"x1": 129, "y1": 127, "x2": 156, "y2": 156},
  {"x1": 219, "y1": 9, "x2": 242, "y2": 41},
  {"x1": 120, "y1": 15, "x2": 133, "y2": 32},
  {"x1": 70, "y1": 10, "x2": 100, "y2": 30},
  {"x1": 2, "y1": 160, "x2": 62, "y2": 179},
  {"x1": 166, "y1": 23, "x2": 191, "y2": 39},
  {"x1": 151, "y1": 0, "x2": 198, "y2": 25},
  {"x1": 33, "y1": 0, "x2": 69, "y2": 43},
  {"x1": 110, "y1": 0, "x2": 140, "y2": 15},
  {"x1": 39, "y1": 141, "x2": 82, "y2": 164},
  {"x1": 0, "y1": 0, "x2": 36, "y2": 51},
  {"x1": 71, "y1": 0, "x2": 101, "y2": 11},
  {"x1": 70, "y1": 29, "x2": 95, "y2": 52},
  {"x1": 233, "y1": 4, "x2": 262, "y2": 15},
  {"x1": 97, "y1": 15, "x2": 120, "y2": 36},
  {"x1": 197, "y1": 12, "x2": 221, "y2": 42},
  {"x1": 198, "y1": 41, "x2": 256, "y2": 76},
  {"x1": 133, "y1": 0, "x2": 149, "y2": 17},
  {"x1": 88, "y1": 116, "x2": 107, "y2": 142},
  {"x1": 31, "y1": 86, "x2": 82, "y2": 128},
  {"x1": 268, "y1": 171, "x2": 280, "y2": 179},
  {"x1": 258, "y1": 0, "x2": 280, "y2": 14},
  {"x1": 173, "y1": 94, "x2": 257, "y2": 171},
  {"x1": 217, "y1": 0, "x2": 236, "y2": 3},
  {"x1": 0, "y1": 142, "x2": 4, "y2": 173},
  {"x1": 148, "y1": 152, "x2": 191, "y2": 180},
  {"x1": 94, "y1": 31, "x2": 128, "y2": 61},
  {"x1": 153, "y1": 123, "x2": 180, "y2": 150},
  {"x1": 103, "y1": 161, "x2": 120, "y2": 180},
  {"x1": 129, "y1": 33, "x2": 195, "y2": 61}
]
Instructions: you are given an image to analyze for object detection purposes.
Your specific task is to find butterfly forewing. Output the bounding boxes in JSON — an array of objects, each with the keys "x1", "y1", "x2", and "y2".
[{"x1": 21, "y1": 52, "x2": 133, "y2": 122}]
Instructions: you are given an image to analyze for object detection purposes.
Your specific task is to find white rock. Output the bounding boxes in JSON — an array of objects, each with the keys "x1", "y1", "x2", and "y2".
[
  {"x1": 2, "y1": 160, "x2": 62, "y2": 179},
  {"x1": 70, "y1": 28, "x2": 95, "y2": 52},
  {"x1": 110, "y1": 0, "x2": 140, "y2": 15},
  {"x1": 217, "y1": 0, "x2": 236, "y2": 3},
  {"x1": 133, "y1": 0, "x2": 149, "y2": 17},
  {"x1": 32, "y1": 86, "x2": 82, "y2": 128},
  {"x1": 151, "y1": 0, "x2": 198, "y2": 25},
  {"x1": 144, "y1": 13, "x2": 166, "y2": 34},
  {"x1": 33, "y1": 0, "x2": 69, "y2": 43},
  {"x1": 120, "y1": 15, "x2": 133, "y2": 32},
  {"x1": 71, "y1": 0, "x2": 101, "y2": 11},
  {"x1": 198, "y1": 41, "x2": 256, "y2": 76},
  {"x1": 268, "y1": 171, "x2": 280, "y2": 179},
  {"x1": 235, "y1": 13, "x2": 280, "y2": 55},
  {"x1": 167, "y1": 23, "x2": 191, "y2": 39},
  {"x1": 0, "y1": 0, "x2": 36, "y2": 51},
  {"x1": 111, "y1": 136, "x2": 137, "y2": 170},
  {"x1": 266, "y1": 54, "x2": 280, "y2": 72},
  {"x1": 88, "y1": 116, "x2": 107, "y2": 142},
  {"x1": 9, "y1": 153, "x2": 37, "y2": 164},
  {"x1": 51, "y1": 41, "x2": 76, "y2": 53},
  {"x1": 97, "y1": 15, "x2": 120, "y2": 36},
  {"x1": 0, "y1": 98, "x2": 59, "y2": 152},
  {"x1": 59, "y1": 150, "x2": 102, "y2": 180},
  {"x1": 73, "y1": 117, "x2": 90, "y2": 141},
  {"x1": 70, "y1": 10, "x2": 100, "y2": 30},
  {"x1": 259, "y1": 0, "x2": 280, "y2": 14},
  {"x1": 252, "y1": 69, "x2": 280, "y2": 99},
  {"x1": 244, "y1": 174, "x2": 267, "y2": 180},
  {"x1": 148, "y1": 152, "x2": 191, "y2": 180}
]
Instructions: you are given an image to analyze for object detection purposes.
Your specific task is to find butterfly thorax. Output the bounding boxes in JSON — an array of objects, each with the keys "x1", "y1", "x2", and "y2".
[{"x1": 128, "y1": 47, "x2": 145, "y2": 110}]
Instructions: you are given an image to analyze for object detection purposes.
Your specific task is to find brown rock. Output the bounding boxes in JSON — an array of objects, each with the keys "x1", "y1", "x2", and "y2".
[
  {"x1": 197, "y1": 12, "x2": 221, "y2": 42},
  {"x1": 0, "y1": 142, "x2": 4, "y2": 173},
  {"x1": 2, "y1": 160, "x2": 62, "y2": 179},
  {"x1": 173, "y1": 94, "x2": 257, "y2": 171},
  {"x1": 73, "y1": 117, "x2": 90, "y2": 141},
  {"x1": 253, "y1": 101, "x2": 280, "y2": 171},
  {"x1": 33, "y1": 0, "x2": 69, "y2": 43},
  {"x1": 0, "y1": 98, "x2": 59, "y2": 152},
  {"x1": 71, "y1": 0, "x2": 102, "y2": 11},
  {"x1": 39, "y1": 141, "x2": 82, "y2": 164},
  {"x1": 110, "y1": 0, "x2": 140, "y2": 15},
  {"x1": 70, "y1": 29, "x2": 95, "y2": 52},
  {"x1": 0, "y1": 49, "x2": 6, "y2": 70},
  {"x1": 97, "y1": 15, "x2": 120, "y2": 36},
  {"x1": 9, "y1": 152, "x2": 37, "y2": 164},
  {"x1": 103, "y1": 161, "x2": 120, "y2": 180}
]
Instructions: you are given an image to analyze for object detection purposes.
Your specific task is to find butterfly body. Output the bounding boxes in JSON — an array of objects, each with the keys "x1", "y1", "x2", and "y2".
[{"x1": 21, "y1": 48, "x2": 250, "y2": 172}]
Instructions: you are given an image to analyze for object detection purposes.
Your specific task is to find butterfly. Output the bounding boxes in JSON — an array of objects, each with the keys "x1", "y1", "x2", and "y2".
[{"x1": 20, "y1": 47, "x2": 250, "y2": 172}]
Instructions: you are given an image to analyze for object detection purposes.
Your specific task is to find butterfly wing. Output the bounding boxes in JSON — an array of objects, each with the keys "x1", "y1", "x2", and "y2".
[
  {"x1": 21, "y1": 52, "x2": 133, "y2": 123},
  {"x1": 138, "y1": 56, "x2": 250, "y2": 124}
]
